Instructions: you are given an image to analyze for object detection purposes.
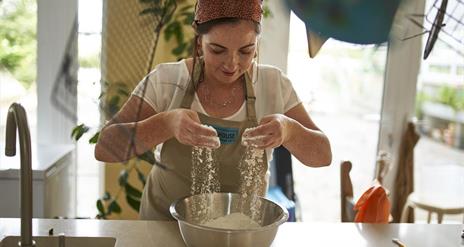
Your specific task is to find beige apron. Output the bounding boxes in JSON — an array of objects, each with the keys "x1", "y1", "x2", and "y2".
[{"x1": 139, "y1": 60, "x2": 268, "y2": 220}]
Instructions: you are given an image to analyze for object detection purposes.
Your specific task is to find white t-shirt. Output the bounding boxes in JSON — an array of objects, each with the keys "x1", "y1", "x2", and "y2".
[{"x1": 132, "y1": 59, "x2": 301, "y2": 161}]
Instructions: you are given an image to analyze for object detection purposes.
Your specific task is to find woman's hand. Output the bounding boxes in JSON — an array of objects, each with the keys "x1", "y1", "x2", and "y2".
[
  {"x1": 242, "y1": 114, "x2": 294, "y2": 149},
  {"x1": 166, "y1": 109, "x2": 220, "y2": 148}
]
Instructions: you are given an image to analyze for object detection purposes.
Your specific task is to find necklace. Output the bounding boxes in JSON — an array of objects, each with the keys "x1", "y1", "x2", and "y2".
[{"x1": 199, "y1": 82, "x2": 241, "y2": 108}]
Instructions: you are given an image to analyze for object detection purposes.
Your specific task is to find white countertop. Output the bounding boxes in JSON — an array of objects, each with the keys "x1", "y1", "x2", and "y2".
[
  {"x1": 0, "y1": 218, "x2": 463, "y2": 247},
  {"x1": 0, "y1": 144, "x2": 75, "y2": 180}
]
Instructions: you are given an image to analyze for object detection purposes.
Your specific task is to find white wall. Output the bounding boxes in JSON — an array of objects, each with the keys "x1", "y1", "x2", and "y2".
[
  {"x1": 37, "y1": 0, "x2": 78, "y2": 145},
  {"x1": 259, "y1": 0, "x2": 291, "y2": 73}
]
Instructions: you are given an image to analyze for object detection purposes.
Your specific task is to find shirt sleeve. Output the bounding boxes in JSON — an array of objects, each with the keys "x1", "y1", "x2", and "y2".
[
  {"x1": 279, "y1": 70, "x2": 302, "y2": 113},
  {"x1": 131, "y1": 62, "x2": 189, "y2": 112}
]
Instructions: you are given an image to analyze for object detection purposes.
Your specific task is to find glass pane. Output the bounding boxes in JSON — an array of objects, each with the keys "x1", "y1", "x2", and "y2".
[
  {"x1": 0, "y1": 0, "x2": 37, "y2": 145},
  {"x1": 413, "y1": 0, "x2": 464, "y2": 223},
  {"x1": 287, "y1": 12, "x2": 387, "y2": 221},
  {"x1": 76, "y1": 0, "x2": 102, "y2": 218}
]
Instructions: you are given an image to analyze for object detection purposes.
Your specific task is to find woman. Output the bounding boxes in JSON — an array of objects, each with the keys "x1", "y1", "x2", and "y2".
[{"x1": 95, "y1": 0, "x2": 332, "y2": 220}]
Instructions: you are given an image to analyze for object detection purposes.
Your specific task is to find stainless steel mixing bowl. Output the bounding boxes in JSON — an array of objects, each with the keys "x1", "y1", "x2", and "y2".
[{"x1": 170, "y1": 192, "x2": 288, "y2": 247}]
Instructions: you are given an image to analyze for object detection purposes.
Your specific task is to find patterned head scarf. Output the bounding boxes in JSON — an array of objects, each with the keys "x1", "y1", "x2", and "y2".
[{"x1": 194, "y1": 0, "x2": 263, "y2": 25}]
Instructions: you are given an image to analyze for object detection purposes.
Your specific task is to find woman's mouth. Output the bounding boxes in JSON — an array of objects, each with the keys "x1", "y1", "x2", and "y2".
[{"x1": 222, "y1": 70, "x2": 236, "y2": 77}]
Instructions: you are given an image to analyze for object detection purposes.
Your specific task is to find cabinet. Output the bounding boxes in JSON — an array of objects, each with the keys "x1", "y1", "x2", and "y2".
[{"x1": 0, "y1": 144, "x2": 76, "y2": 218}]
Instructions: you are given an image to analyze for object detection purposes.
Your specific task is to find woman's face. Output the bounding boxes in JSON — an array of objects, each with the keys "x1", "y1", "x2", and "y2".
[{"x1": 199, "y1": 20, "x2": 258, "y2": 85}]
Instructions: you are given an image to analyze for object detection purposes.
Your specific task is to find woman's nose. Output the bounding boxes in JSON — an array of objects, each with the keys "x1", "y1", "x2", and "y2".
[{"x1": 224, "y1": 53, "x2": 239, "y2": 70}]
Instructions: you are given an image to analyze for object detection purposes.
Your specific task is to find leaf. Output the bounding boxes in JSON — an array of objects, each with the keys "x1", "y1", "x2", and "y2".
[
  {"x1": 102, "y1": 191, "x2": 111, "y2": 201},
  {"x1": 118, "y1": 170, "x2": 129, "y2": 186},
  {"x1": 125, "y1": 182, "x2": 142, "y2": 199},
  {"x1": 135, "y1": 167, "x2": 146, "y2": 186},
  {"x1": 139, "y1": 0, "x2": 160, "y2": 4},
  {"x1": 175, "y1": 28, "x2": 184, "y2": 44},
  {"x1": 172, "y1": 42, "x2": 186, "y2": 56},
  {"x1": 263, "y1": 5, "x2": 273, "y2": 18},
  {"x1": 126, "y1": 194, "x2": 141, "y2": 211},
  {"x1": 108, "y1": 200, "x2": 122, "y2": 214},
  {"x1": 108, "y1": 95, "x2": 121, "y2": 108},
  {"x1": 139, "y1": 7, "x2": 163, "y2": 16},
  {"x1": 98, "y1": 91, "x2": 105, "y2": 100},
  {"x1": 113, "y1": 82, "x2": 129, "y2": 91},
  {"x1": 116, "y1": 88, "x2": 129, "y2": 97},
  {"x1": 138, "y1": 151, "x2": 156, "y2": 165},
  {"x1": 71, "y1": 124, "x2": 90, "y2": 141},
  {"x1": 182, "y1": 13, "x2": 194, "y2": 25},
  {"x1": 164, "y1": 22, "x2": 178, "y2": 41},
  {"x1": 107, "y1": 95, "x2": 121, "y2": 116},
  {"x1": 89, "y1": 131, "x2": 100, "y2": 144},
  {"x1": 179, "y1": 4, "x2": 194, "y2": 12},
  {"x1": 96, "y1": 199, "x2": 106, "y2": 216}
]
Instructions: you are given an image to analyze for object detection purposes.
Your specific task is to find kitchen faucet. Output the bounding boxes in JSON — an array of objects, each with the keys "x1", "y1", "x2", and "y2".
[{"x1": 5, "y1": 103, "x2": 35, "y2": 247}]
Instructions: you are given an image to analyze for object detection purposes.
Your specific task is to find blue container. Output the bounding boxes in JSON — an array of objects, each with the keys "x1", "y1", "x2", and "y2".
[{"x1": 267, "y1": 186, "x2": 296, "y2": 222}]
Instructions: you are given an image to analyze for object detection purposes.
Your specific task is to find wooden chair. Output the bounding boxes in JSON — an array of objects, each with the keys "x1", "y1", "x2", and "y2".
[
  {"x1": 400, "y1": 193, "x2": 464, "y2": 223},
  {"x1": 400, "y1": 165, "x2": 464, "y2": 223},
  {"x1": 340, "y1": 161, "x2": 355, "y2": 222},
  {"x1": 340, "y1": 155, "x2": 392, "y2": 223}
]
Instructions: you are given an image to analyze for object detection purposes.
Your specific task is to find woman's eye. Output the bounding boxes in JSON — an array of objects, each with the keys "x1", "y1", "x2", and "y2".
[
  {"x1": 211, "y1": 49, "x2": 224, "y2": 54},
  {"x1": 240, "y1": 50, "x2": 252, "y2": 55}
]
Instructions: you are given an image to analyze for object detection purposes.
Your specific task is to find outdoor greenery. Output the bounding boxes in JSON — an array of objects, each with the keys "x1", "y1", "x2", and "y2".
[
  {"x1": 435, "y1": 85, "x2": 464, "y2": 112},
  {"x1": 416, "y1": 85, "x2": 464, "y2": 124},
  {"x1": 0, "y1": 0, "x2": 37, "y2": 88},
  {"x1": 79, "y1": 53, "x2": 100, "y2": 68}
]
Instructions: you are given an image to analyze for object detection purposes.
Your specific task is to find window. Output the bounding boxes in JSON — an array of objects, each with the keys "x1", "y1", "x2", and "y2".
[
  {"x1": 76, "y1": 0, "x2": 103, "y2": 217},
  {"x1": 429, "y1": 64, "x2": 451, "y2": 74},
  {"x1": 413, "y1": 0, "x2": 464, "y2": 223},
  {"x1": 0, "y1": 0, "x2": 37, "y2": 144},
  {"x1": 287, "y1": 12, "x2": 387, "y2": 221}
]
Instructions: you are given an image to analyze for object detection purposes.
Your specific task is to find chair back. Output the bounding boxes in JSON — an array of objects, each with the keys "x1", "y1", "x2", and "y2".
[{"x1": 340, "y1": 161, "x2": 355, "y2": 222}]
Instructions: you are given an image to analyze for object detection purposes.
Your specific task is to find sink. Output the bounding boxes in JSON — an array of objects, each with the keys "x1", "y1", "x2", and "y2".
[{"x1": 0, "y1": 235, "x2": 116, "y2": 247}]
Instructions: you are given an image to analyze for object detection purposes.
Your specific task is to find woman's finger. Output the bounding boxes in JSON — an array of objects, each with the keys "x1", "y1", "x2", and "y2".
[
  {"x1": 191, "y1": 123, "x2": 218, "y2": 137},
  {"x1": 193, "y1": 134, "x2": 221, "y2": 149},
  {"x1": 243, "y1": 124, "x2": 271, "y2": 137}
]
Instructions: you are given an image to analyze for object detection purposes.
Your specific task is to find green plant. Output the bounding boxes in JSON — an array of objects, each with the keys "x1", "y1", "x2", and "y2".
[
  {"x1": 73, "y1": 0, "x2": 189, "y2": 219},
  {"x1": 435, "y1": 85, "x2": 464, "y2": 112},
  {"x1": 79, "y1": 53, "x2": 100, "y2": 68},
  {"x1": 0, "y1": 0, "x2": 37, "y2": 88},
  {"x1": 415, "y1": 90, "x2": 431, "y2": 120},
  {"x1": 72, "y1": 79, "x2": 156, "y2": 219}
]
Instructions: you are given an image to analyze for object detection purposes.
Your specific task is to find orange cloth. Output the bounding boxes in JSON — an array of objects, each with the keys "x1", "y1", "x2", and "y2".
[{"x1": 354, "y1": 182, "x2": 391, "y2": 223}]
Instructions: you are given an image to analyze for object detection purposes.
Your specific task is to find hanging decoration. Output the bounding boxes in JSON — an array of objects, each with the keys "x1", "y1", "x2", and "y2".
[{"x1": 285, "y1": 0, "x2": 402, "y2": 45}]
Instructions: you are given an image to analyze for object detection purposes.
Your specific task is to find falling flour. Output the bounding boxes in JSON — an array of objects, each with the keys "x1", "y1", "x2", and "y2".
[
  {"x1": 189, "y1": 126, "x2": 267, "y2": 224},
  {"x1": 239, "y1": 127, "x2": 266, "y2": 222},
  {"x1": 190, "y1": 125, "x2": 220, "y2": 222},
  {"x1": 202, "y1": 212, "x2": 261, "y2": 229}
]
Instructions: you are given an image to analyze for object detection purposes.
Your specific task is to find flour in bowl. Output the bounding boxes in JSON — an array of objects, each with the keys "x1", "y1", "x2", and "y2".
[{"x1": 202, "y1": 212, "x2": 261, "y2": 229}]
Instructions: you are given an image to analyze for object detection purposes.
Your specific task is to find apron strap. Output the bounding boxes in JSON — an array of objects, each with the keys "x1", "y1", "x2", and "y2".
[
  {"x1": 180, "y1": 58, "x2": 203, "y2": 109},
  {"x1": 244, "y1": 72, "x2": 257, "y2": 122}
]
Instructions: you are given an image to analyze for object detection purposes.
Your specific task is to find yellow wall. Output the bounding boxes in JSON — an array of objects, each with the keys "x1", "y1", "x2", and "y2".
[{"x1": 101, "y1": 0, "x2": 194, "y2": 219}]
